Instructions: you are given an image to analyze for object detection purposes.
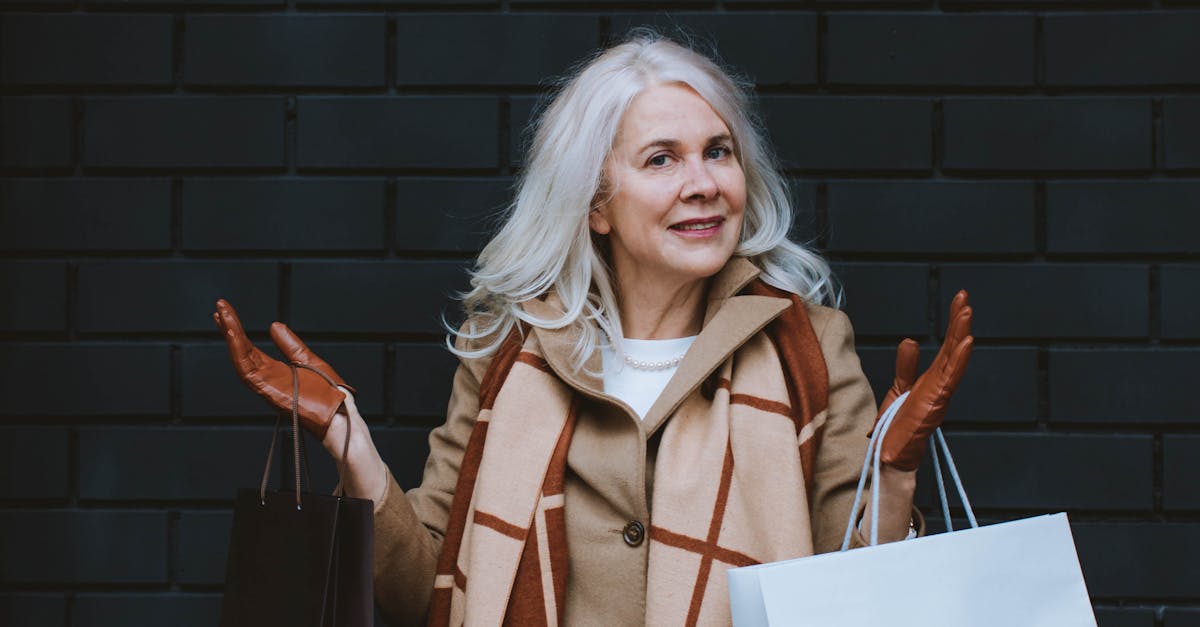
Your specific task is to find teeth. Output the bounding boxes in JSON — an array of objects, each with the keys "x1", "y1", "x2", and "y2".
[{"x1": 674, "y1": 221, "x2": 720, "y2": 231}]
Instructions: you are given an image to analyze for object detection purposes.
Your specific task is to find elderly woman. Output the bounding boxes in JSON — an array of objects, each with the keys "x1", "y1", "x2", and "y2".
[{"x1": 214, "y1": 32, "x2": 973, "y2": 626}]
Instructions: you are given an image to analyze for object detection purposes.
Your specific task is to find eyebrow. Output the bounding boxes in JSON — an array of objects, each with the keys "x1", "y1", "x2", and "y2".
[{"x1": 636, "y1": 133, "x2": 733, "y2": 155}]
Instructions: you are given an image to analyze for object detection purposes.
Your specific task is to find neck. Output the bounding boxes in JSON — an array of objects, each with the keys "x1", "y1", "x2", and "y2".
[{"x1": 613, "y1": 268, "x2": 708, "y2": 340}]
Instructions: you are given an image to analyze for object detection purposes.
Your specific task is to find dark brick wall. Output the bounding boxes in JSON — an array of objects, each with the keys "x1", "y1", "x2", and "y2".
[{"x1": 1, "y1": 1, "x2": 1197, "y2": 625}]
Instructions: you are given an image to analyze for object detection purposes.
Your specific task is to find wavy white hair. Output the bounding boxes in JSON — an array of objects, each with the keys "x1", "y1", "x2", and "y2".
[{"x1": 447, "y1": 30, "x2": 838, "y2": 370}]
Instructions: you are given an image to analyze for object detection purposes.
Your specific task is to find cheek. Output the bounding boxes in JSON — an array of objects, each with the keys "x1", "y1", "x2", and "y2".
[
  {"x1": 720, "y1": 176, "x2": 748, "y2": 223},
  {"x1": 613, "y1": 178, "x2": 679, "y2": 224}
]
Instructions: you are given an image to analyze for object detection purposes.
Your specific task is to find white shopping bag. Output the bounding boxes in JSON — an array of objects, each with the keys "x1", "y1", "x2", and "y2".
[{"x1": 728, "y1": 392, "x2": 1097, "y2": 627}]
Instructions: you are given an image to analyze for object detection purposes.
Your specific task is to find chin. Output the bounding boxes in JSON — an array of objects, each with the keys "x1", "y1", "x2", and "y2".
[{"x1": 671, "y1": 251, "x2": 736, "y2": 281}]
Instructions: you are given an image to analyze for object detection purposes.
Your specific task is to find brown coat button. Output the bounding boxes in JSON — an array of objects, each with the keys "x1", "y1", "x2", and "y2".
[{"x1": 623, "y1": 520, "x2": 645, "y2": 547}]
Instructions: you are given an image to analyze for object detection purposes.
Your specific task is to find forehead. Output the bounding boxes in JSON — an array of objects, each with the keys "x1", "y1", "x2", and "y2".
[{"x1": 616, "y1": 83, "x2": 731, "y2": 148}]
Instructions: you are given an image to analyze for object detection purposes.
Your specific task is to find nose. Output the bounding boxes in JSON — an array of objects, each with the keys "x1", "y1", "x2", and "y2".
[{"x1": 679, "y1": 157, "x2": 719, "y2": 202}]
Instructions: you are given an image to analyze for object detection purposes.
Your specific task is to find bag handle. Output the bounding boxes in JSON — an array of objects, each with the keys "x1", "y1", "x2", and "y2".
[
  {"x1": 257, "y1": 362, "x2": 353, "y2": 509},
  {"x1": 840, "y1": 393, "x2": 978, "y2": 551}
]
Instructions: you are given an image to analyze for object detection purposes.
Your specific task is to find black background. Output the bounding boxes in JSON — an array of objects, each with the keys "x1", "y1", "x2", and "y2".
[{"x1": 1, "y1": 1, "x2": 1199, "y2": 625}]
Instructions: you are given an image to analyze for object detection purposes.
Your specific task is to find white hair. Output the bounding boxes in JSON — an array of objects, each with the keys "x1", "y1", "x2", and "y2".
[{"x1": 447, "y1": 29, "x2": 838, "y2": 370}]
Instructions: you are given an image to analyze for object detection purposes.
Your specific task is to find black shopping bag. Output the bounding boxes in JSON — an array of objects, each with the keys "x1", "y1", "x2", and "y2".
[{"x1": 220, "y1": 364, "x2": 374, "y2": 627}]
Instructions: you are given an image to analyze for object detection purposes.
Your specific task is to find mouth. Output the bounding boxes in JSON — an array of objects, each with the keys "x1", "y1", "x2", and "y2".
[{"x1": 669, "y1": 216, "x2": 725, "y2": 236}]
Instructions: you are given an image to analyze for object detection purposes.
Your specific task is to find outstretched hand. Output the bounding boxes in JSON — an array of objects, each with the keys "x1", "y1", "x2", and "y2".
[
  {"x1": 873, "y1": 290, "x2": 975, "y2": 471},
  {"x1": 213, "y1": 299, "x2": 355, "y2": 439}
]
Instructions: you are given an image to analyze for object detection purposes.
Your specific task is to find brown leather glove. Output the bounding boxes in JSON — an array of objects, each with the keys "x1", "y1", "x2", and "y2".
[
  {"x1": 872, "y1": 290, "x2": 975, "y2": 471},
  {"x1": 213, "y1": 299, "x2": 355, "y2": 439}
]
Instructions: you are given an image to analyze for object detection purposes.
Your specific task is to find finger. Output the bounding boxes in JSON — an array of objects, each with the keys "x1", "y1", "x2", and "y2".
[
  {"x1": 893, "y1": 338, "x2": 920, "y2": 392},
  {"x1": 941, "y1": 335, "x2": 975, "y2": 387},
  {"x1": 948, "y1": 290, "x2": 968, "y2": 324},
  {"x1": 214, "y1": 299, "x2": 256, "y2": 365},
  {"x1": 270, "y1": 322, "x2": 316, "y2": 365},
  {"x1": 945, "y1": 290, "x2": 970, "y2": 338},
  {"x1": 934, "y1": 296, "x2": 972, "y2": 367},
  {"x1": 948, "y1": 305, "x2": 973, "y2": 344},
  {"x1": 215, "y1": 299, "x2": 248, "y2": 340}
]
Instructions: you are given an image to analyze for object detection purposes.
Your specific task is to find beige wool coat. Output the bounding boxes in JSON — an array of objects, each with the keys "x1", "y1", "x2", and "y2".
[{"x1": 371, "y1": 257, "x2": 885, "y2": 626}]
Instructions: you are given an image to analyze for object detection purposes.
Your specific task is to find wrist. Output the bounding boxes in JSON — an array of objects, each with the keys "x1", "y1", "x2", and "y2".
[{"x1": 879, "y1": 462, "x2": 918, "y2": 494}]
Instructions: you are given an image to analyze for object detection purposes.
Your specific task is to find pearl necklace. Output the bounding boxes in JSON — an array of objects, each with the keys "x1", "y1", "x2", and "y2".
[{"x1": 623, "y1": 352, "x2": 685, "y2": 371}]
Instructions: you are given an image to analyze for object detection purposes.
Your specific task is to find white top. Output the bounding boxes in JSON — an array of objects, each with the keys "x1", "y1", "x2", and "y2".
[{"x1": 600, "y1": 335, "x2": 698, "y2": 419}]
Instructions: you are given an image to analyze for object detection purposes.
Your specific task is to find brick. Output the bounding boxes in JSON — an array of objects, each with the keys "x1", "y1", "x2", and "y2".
[
  {"x1": 858, "y1": 346, "x2": 1037, "y2": 423},
  {"x1": 1166, "y1": 609, "x2": 1200, "y2": 626},
  {"x1": 1049, "y1": 349, "x2": 1200, "y2": 425},
  {"x1": 1046, "y1": 13, "x2": 1200, "y2": 86},
  {"x1": 297, "y1": 97, "x2": 498, "y2": 170},
  {"x1": 943, "y1": 99, "x2": 1152, "y2": 171},
  {"x1": 827, "y1": 181, "x2": 1036, "y2": 254},
  {"x1": 515, "y1": 0, "x2": 687, "y2": 3},
  {"x1": 0, "y1": 178, "x2": 171, "y2": 251},
  {"x1": 0, "y1": 594, "x2": 66, "y2": 626},
  {"x1": 302, "y1": 0, "x2": 481, "y2": 4},
  {"x1": 73, "y1": 594, "x2": 222, "y2": 627},
  {"x1": 182, "y1": 178, "x2": 386, "y2": 252},
  {"x1": 186, "y1": 15, "x2": 384, "y2": 87},
  {"x1": 1073, "y1": 523, "x2": 1200, "y2": 598},
  {"x1": 828, "y1": 14, "x2": 1034, "y2": 86},
  {"x1": 1094, "y1": 608, "x2": 1156, "y2": 627},
  {"x1": 0, "y1": 344, "x2": 169, "y2": 416},
  {"x1": 0, "y1": 98, "x2": 73, "y2": 169},
  {"x1": 395, "y1": 177, "x2": 511, "y2": 253},
  {"x1": 1162, "y1": 265, "x2": 1200, "y2": 339},
  {"x1": 396, "y1": 15, "x2": 598, "y2": 86},
  {"x1": 609, "y1": 13, "x2": 817, "y2": 86},
  {"x1": 78, "y1": 427, "x2": 274, "y2": 501},
  {"x1": 253, "y1": 425, "x2": 431, "y2": 494},
  {"x1": 939, "y1": 264, "x2": 1148, "y2": 338},
  {"x1": 374, "y1": 426, "x2": 434, "y2": 491},
  {"x1": 0, "y1": 510, "x2": 166, "y2": 583},
  {"x1": 1165, "y1": 98, "x2": 1200, "y2": 170},
  {"x1": 0, "y1": 14, "x2": 172, "y2": 86},
  {"x1": 1046, "y1": 181, "x2": 1200, "y2": 254},
  {"x1": 282, "y1": 344, "x2": 387, "y2": 415},
  {"x1": 0, "y1": 427, "x2": 69, "y2": 500},
  {"x1": 181, "y1": 342, "x2": 278, "y2": 418},
  {"x1": 87, "y1": 0, "x2": 280, "y2": 4},
  {"x1": 291, "y1": 261, "x2": 470, "y2": 334},
  {"x1": 940, "y1": 0, "x2": 1128, "y2": 3},
  {"x1": 84, "y1": 97, "x2": 285, "y2": 169},
  {"x1": 1165, "y1": 435, "x2": 1200, "y2": 511},
  {"x1": 937, "y1": 433, "x2": 1152, "y2": 510},
  {"x1": 77, "y1": 261, "x2": 277, "y2": 333},
  {"x1": 832, "y1": 263, "x2": 929, "y2": 337},
  {"x1": 0, "y1": 262, "x2": 66, "y2": 332},
  {"x1": 178, "y1": 511, "x2": 232, "y2": 585},
  {"x1": 181, "y1": 342, "x2": 385, "y2": 417},
  {"x1": 787, "y1": 178, "x2": 820, "y2": 243},
  {"x1": 761, "y1": 97, "x2": 932, "y2": 171},
  {"x1": 509, "y1": 95, "x2": 542, "y2": 167},
  {"x1": 746, "y1": 0, "x2": 915, "y2": 2},
  {"x1": 394, "y1": 343, "x2": 458, "y2": 417}
]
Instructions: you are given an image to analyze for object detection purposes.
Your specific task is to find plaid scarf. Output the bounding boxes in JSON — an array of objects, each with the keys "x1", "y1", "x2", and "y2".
[{"x1": 427, "y1": 280, "x2": 829, "y2": 626}]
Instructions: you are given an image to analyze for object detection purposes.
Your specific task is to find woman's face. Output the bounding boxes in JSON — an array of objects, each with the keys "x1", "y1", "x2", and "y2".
[{"x1": 591, "y1": 82, "x2": 747, "y2": 288}]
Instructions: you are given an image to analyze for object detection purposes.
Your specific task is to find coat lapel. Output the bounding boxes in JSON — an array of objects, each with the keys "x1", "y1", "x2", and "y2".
[{"x1": 641, "y1": 257, "x2": 790, "y2": 437}]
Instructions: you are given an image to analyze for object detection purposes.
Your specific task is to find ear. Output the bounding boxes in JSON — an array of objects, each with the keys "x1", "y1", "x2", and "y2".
[{"x1": 588, "y1": 207, "x2": 612, "y2": 235}]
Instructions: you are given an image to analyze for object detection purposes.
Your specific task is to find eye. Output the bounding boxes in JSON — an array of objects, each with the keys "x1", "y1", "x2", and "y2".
[
  {"x1": 647, "y1": 153, "x2": 673, "y2": 167},
  {"x1": 705, "y1": 145, "x2": 732, "y2": 160}
]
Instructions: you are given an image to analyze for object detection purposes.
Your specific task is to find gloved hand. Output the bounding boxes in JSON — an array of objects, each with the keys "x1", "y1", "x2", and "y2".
[
  {"x1": 213, "y1": 299, "x2": 355, "y2": 439},
  {"x1": 873, "y1": 290, "x2": 974, "y2": 471}
]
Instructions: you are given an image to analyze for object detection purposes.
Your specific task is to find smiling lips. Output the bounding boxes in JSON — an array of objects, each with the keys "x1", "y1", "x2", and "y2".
[{"x1": 669, "y1": 216, "x2": 725, "y2": 237}]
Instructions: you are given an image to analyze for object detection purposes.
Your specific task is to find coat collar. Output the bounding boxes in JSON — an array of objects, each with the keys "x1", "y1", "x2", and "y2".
[{"x1": 520, "y1": 256, "x2": 793, "y2": 438}]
